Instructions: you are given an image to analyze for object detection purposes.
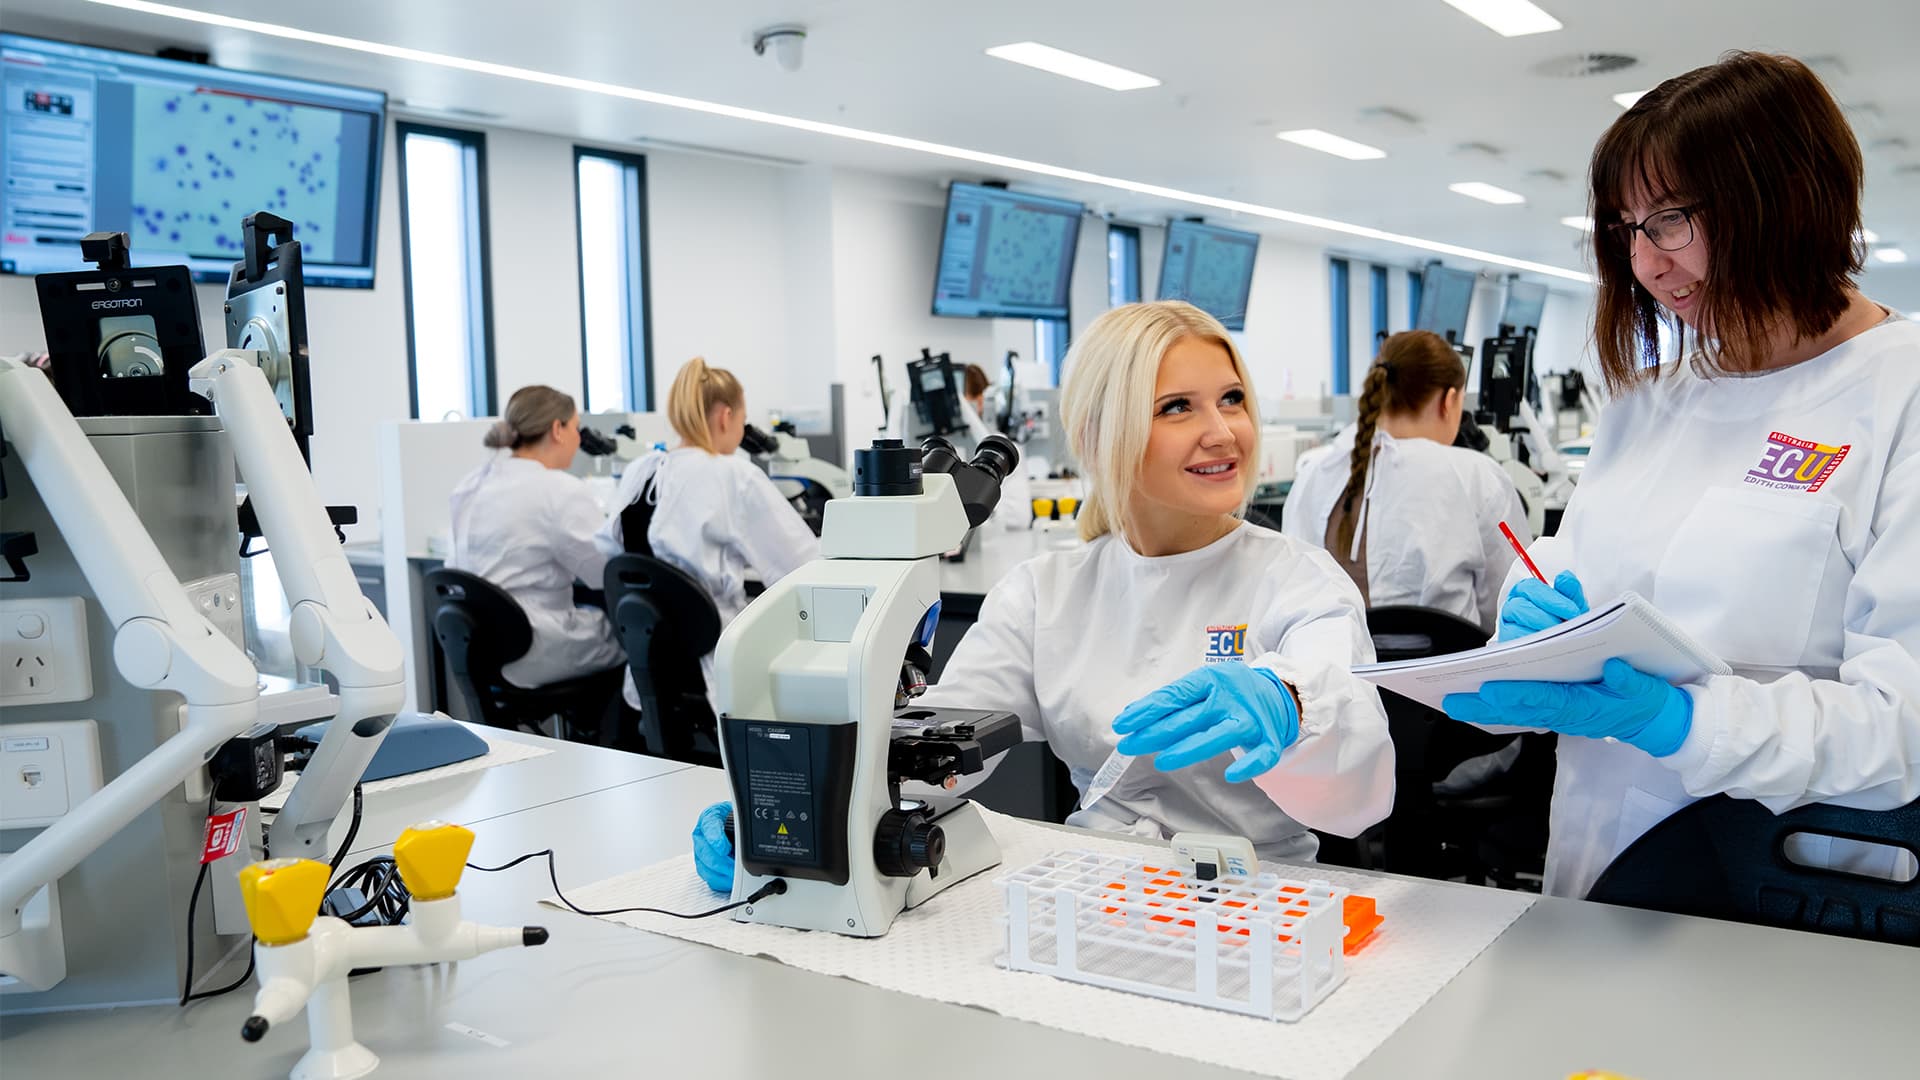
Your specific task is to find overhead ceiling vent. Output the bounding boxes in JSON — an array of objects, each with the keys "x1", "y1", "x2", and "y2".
[
  {"x1": 1893, "y1": 163, "x2": 1920, "y2": 181},
  {"x1": 394, "y1": 100, "x2": 506, "y2": 122},
  {"x1": 1527, "y1": 168, "x2": 1569, "y2": 184},
  {"x1": 1531, "y1": 53, "x2": 1639, "y2": 78}
]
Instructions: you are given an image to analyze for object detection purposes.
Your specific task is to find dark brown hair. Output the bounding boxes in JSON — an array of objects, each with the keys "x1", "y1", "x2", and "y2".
[
  {"x1": 962, "y1": 362, "x2": 990, "y2": 400},
  {"x1": 1588, "y1": 51, "x2": 1864, "y2": 393},
  {"x1": 484, "y1": 385, "x2": 576, "y2": 449},
  {"x1": 1328, "y1": 330, "x2": 1465, "y2": 555}
]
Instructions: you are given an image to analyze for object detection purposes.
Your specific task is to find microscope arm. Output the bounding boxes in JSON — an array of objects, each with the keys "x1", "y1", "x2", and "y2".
[
  {"x1": 0, "y1": 359, "x2": 259, "y2": 944},
  {"x1": 189, "y1": 350, "x2": 407, "y2": 863}
]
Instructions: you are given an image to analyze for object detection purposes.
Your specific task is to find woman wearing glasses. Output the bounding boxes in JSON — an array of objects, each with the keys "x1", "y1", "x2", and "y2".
[{"x1": 1442, "y1": 52, "x2": 1920, "y2": 898}]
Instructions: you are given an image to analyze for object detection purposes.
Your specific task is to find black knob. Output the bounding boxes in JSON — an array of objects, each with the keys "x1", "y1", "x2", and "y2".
[
  {"x1": 523, "y1": 926, "x2": 549, "y2": 947},
  {"x1": 873, "y1": 809, "x2": 946, "y2": 877},
  {"x1": 242, "y1": 1016, "x2": 269, "y2": 1042}
]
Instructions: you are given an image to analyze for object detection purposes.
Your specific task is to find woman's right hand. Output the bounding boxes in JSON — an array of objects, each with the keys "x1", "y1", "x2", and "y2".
[{"x1": 1497, "y1": 570, "x2": 1589, "y2": 641}]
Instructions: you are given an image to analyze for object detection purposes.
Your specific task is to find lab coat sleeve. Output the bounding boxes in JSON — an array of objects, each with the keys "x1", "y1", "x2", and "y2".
[
  {"x1": 1659, "y1": 448, "x2": 1920, "y2": 812},
  {"x1": 1243, "y1": 547, "x2": 1395, "y2": 837},
  {"x1": 903, "y1": 564, "x2": 1046, "y2": 799},
  {"x1": 731, "y1": 464, "x2": 821, "y2": 585},
  {"x1": 551, "y1": 481, "x2": 613, "y2": 588}
]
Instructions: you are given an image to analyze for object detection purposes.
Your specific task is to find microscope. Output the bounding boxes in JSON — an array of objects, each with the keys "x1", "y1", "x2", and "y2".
[
  {"x1": 711, "y1": 435, "x2": 1024, "y2": 937},
  {"x1": 1474, "y1": 326, "x2": 1561, "y2": 536}
]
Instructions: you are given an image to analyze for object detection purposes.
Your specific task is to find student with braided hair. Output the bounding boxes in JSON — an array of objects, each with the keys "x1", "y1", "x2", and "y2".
[{"x1": 1283, "y1": 330, "x2": 1530, "y2": 631}]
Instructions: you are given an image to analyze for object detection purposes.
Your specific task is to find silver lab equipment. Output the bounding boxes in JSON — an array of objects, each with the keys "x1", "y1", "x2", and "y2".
[
  {"x1": 711, "y1": 436, "x2": 1025, "y2": 936},
  {"x1": 0, "y1": 223, "x2": 404, "y2": 1007}
]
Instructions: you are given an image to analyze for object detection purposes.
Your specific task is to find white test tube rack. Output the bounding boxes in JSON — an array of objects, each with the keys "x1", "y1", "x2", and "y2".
[{"x1": 998, "y1": 849, "x2": 1350, "y2": 1021}]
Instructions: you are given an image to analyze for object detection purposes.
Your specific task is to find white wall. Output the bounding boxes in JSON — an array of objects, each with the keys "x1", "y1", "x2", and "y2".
[{"x1": 827, "y1": 170, "x2": 999, "y2": 446}]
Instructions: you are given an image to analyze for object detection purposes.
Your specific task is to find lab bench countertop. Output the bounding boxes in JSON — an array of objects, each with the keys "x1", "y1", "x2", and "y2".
[{"x1": 2, "y1": 729, "x2": 1913, "y2": 1080}]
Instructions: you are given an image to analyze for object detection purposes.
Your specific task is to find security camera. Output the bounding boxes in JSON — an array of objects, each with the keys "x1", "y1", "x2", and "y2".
[{"x1": 753, "y1": 25, "x2": 806, "y2": 72}]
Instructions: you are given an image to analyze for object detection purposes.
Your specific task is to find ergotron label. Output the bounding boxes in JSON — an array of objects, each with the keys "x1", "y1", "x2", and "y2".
[{"x1": 744, "y1": 724, "x2": 818, "y2": 866}]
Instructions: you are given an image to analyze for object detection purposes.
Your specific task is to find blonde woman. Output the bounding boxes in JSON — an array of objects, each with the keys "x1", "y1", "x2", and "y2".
[
  {"x1": 447, "y1": 385, "x2": 623, "y2": 688},
  {"x1": 690, "y1": 302, "x2": 1391, "y2": 891},
  {"x1": 596, "y1": 357, "x2": 818, "y2": 709}
]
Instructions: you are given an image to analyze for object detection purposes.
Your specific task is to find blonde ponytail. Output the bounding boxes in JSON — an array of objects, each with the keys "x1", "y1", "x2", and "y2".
[{"x1": 666, "y1": 356, "x2": 744, "y2": 454}]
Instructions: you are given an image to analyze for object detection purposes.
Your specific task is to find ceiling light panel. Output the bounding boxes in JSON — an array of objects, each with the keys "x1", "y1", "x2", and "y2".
[
  {"x1": 1276, "y1": 129, "x2": 1386, "y2": 160},
  {"x1": 1451, "y1": 182, "x2": 1527, "y2": 205},
  {"x1": 1440, "y1": 0, "x2": 1564, "y2": 37},
  {"x1": 1872, "y1": 248, "x2": 1908, "y2": 264},
  {"x1": 1560, "y1": 215, "x2": 1594, "y2": 231},
  {"x1": 84, "y1": 0, "x2": 1593, "y2": 282},
  {"x1": 1612, "y1": 90, "x2": 1649, "y2": 109},
  {"x1": 984, "y1": 42, "x2": 1160, "y2": 91}
]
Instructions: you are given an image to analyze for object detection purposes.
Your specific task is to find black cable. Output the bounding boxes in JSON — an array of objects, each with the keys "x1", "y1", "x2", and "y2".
[
  {"x1": 179, "y1": 793, "x2": 258, "y2": 1006},
  {"x1": 327, "y1": 783, "x2": 364, "y2": 878},
  {"x1": 466, "y1": 849, "x2": 786, "y2": 919}
]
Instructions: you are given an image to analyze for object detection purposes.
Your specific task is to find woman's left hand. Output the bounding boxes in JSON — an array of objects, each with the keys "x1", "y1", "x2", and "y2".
[
  {"x1": 1113, "y1": 664, "x2": 1300, "y2": 782},
  {"x1": 1442, "y1": 657, "x2": 1693, "y2": 757}
]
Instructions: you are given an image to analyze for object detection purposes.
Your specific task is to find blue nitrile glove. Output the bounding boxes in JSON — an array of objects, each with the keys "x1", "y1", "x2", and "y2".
[
  {"x1": 1111, "y1": 664, "x2": 1301, "y2": 782},
  {"x1": 1497, "y1": 571, "x2": 1589, "y2": 641},
  {"x1": 1442, "y1": 657, "x2": 1693, "y2": 757},
  {"x1": 691, "y1": 801, "x2": 736, "y2": 894}
]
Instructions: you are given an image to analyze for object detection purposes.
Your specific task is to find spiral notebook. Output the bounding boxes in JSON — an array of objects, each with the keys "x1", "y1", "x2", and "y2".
[{"x1": 1352, "y1": 592, "x2": 1731, "y2": 711}]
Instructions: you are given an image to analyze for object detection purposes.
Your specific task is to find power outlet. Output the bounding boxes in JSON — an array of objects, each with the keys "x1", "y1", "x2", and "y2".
[
  {"x1": 0, "y1": 597, "x2": 93, "y2": 706},
  {"x1": 0, "y1": 720, "x2": 104, "y2": 829}
]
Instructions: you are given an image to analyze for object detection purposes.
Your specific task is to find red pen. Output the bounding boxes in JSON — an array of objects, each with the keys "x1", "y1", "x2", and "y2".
[{"x1": 1499, "y1": 521, "x2": 1547, "y2": 583}]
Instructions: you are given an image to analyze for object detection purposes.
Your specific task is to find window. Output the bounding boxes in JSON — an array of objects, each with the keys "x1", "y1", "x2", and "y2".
[
  {"x1": 574, "y1": 148, "x2": 653, "y2": 413},
  {"x1": 1407, "y1": 267, "x2": 1425, "y2": 335},
  {"x1": 398, "y1": 123, "x2": 495, "y2": 420},
  {"x1": 1034, "y1": 318, "x2": 1070, "y2": 385},
  {"x1": 1329, "y1": 258, "x2": 1351, "y2": 395},
  {"x1": 1106, "y1": 223, "x2": 1141, "y2": 307},
  {"x1": 1370, "y1": 264, "x2": 1389, "y2": 355}
]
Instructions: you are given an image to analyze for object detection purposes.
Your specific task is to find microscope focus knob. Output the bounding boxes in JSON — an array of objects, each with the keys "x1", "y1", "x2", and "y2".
[
  {"x1": 394, "y1": 820, "x2": 476, "y2": 901},
  {"x1": 238, "y1": 858, "x2": 330, "y2": 946},
  {"x1": 873, "y1": 809, "x2": 946, "y2": 878}
]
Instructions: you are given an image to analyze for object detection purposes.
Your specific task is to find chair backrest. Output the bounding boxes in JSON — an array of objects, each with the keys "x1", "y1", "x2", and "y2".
[
  {"x1": 1587, "y1": 794, "x2": 1920, "y2": 945},
  {"x1": 1363, "y1": 604, "x2": 1543, "y2": 877},
  {"x1": 423, "y1": 567, "x2": 534, "y2": 727},
  {"x1": 1365, "y1": 605, "x2": 1515, "y2": 777},
  {"x1": 603, "y1": 553, "x2": 722, "y2": 762},
  {"x1": 1365, "y1": 604, "x2": 1491, "y2": 661}
]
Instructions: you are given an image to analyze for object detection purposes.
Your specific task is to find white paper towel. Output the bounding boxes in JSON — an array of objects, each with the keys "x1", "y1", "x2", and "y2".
[{"x1": 551, "y1": 809, "x2": 1533, "y2": 1080}]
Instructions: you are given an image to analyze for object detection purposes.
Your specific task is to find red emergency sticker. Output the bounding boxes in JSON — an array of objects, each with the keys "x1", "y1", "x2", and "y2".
[{"x1": 201, "y1": 807, "x2": 248, "y2": 864}]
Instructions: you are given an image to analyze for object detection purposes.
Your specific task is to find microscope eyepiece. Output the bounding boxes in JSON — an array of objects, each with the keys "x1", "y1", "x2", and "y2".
[{"x1": 969, "y1": 434, "x2": 1019, "y2": 483}]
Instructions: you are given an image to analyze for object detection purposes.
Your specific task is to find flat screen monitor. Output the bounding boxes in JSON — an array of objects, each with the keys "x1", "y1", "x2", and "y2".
[
  {"x1": 1415, "y1": 265, "x2": 1476, "y2": 344},
  {"x1": 931, "y1": 182, "x2": 1083, "y2": 320},
  {"x1": 1157, "y1": 219, "x2": 1258, "y2": 331},
  {"x1": 2, "y1": 33, "x2": 387, "y2": 288},
  {"x1": 1500, "y1": 280, "x2": 1547, "y2": 333}
]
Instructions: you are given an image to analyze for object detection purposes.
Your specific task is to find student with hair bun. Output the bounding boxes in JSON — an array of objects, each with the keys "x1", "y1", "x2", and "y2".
[
  {"x1": 596, "y1": 356, "x2": 818, "y2": 710},
  {"x1": 447, "y1": 384, "x2": 624, "y2": 688},
  {"x1": 1283, "y1": 330, "x2": 1531, "y2": 631}
]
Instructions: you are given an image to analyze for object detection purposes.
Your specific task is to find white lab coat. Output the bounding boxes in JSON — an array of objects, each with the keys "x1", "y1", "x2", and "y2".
[
  {"x1": 446, "y1": 454, "x2": 623, "y2": 689},
  {"x1": 915, "y1": 523, "x2": 1394, "y2": 861},
  {"x1": 1283, "y1": 425, "x2": 1530, "y2": 630},
  {"x1": 595, "y1": 447, "x2": 819, "y2": 708},
  {"x1": 1508, "y1": 314, "x2": 1920, "y2": 898}
]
